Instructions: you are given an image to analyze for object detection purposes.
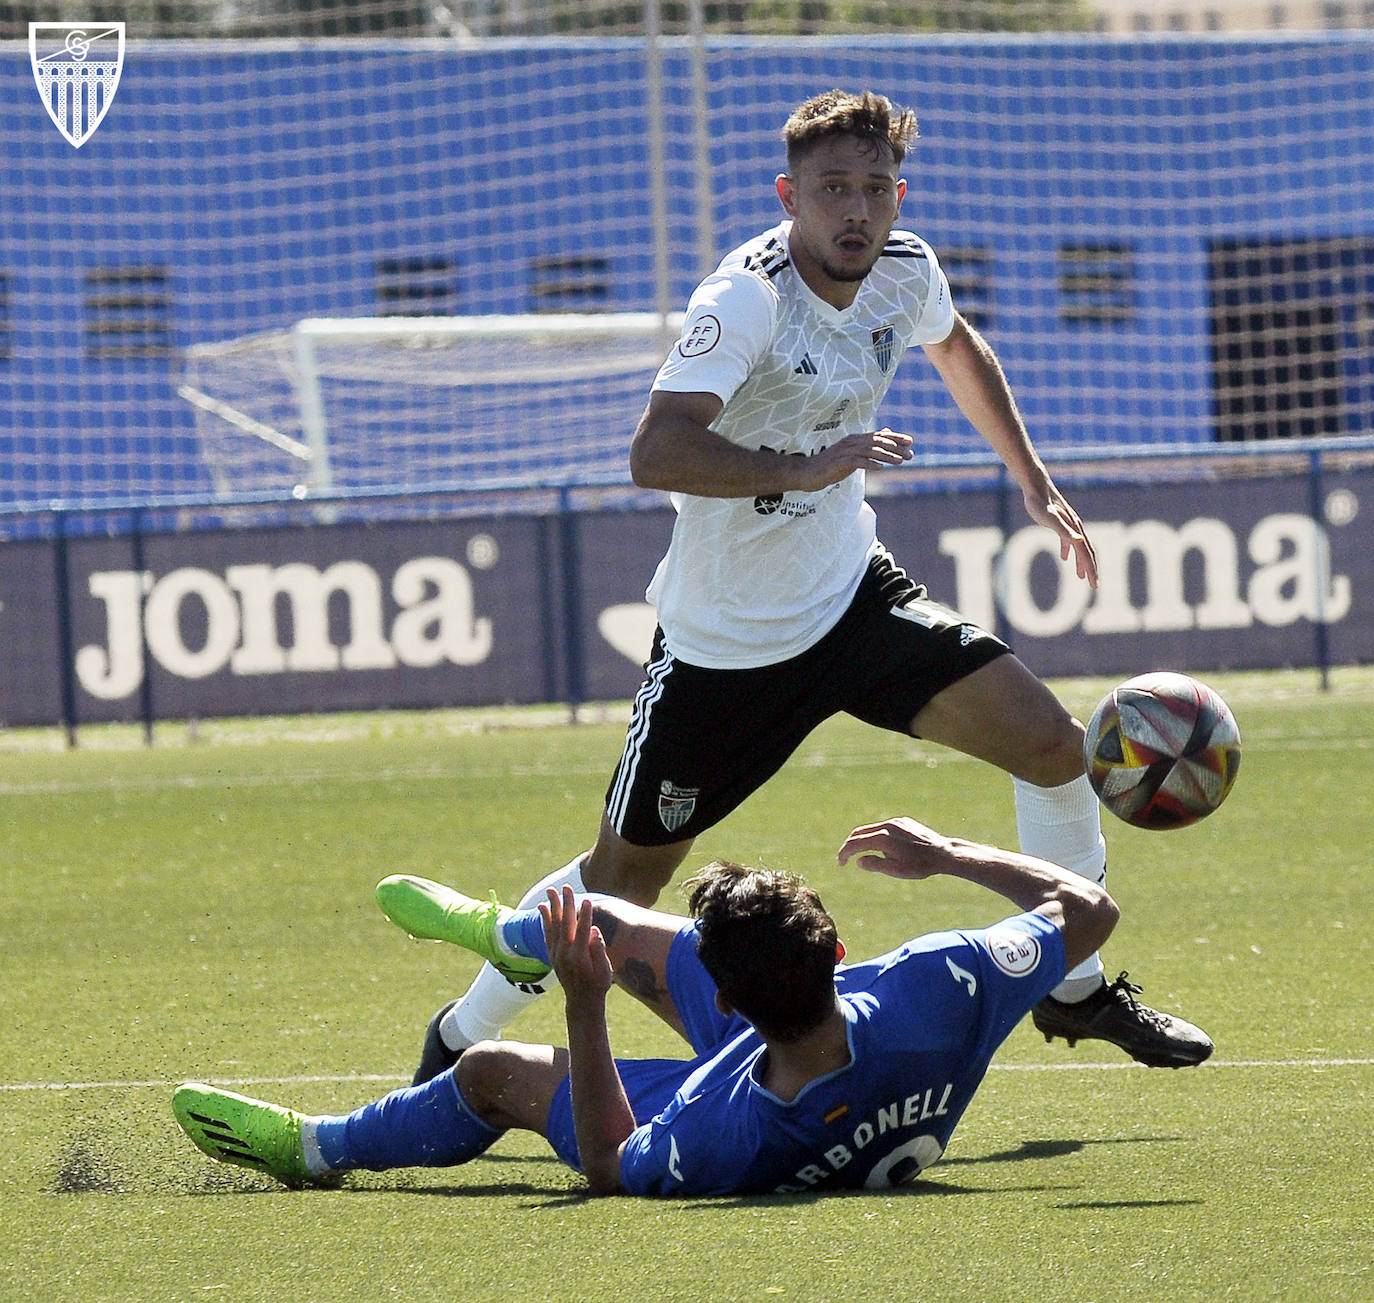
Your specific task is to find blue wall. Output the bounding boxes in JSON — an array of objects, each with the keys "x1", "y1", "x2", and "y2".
[{"x1": 3, "y1": 35, "x2": 1374, "y2": 505}]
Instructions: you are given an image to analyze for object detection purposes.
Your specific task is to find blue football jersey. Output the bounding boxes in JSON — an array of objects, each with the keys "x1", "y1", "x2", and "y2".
[{"x1": 618, "y1": 910, "x2": 1065, "y2": 1196}]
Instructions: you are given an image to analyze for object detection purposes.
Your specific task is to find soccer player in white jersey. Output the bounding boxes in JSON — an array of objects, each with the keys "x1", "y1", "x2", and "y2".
[
  {"x1": 422, "y1": 88, "x2": 1212, "y2": 1076},
  {"x1": 173, "y1": 817, "x2": 1120, "y2": 1197}
]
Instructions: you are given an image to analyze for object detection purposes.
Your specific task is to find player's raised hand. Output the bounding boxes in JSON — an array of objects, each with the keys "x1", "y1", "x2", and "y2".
[
  {"x1": 837, "y1": 816, "x2": 954, "y2": 880},
  {"x1": 540, "y1": 886, "x2": 613, "y2": 1002},
  {"x1": 1022, "y1": 482, "x2": 1098, "y2": 588},
  {"x1": 791, "y1": 428, "x2": 914, "y2": 491}
]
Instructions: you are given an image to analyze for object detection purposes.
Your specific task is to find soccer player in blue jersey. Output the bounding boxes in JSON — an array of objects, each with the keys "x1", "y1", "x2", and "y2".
[
  {"x1": 173, "y1": 816, "x2": 1119, "y2": 1197},
  {"x1": 425, "y1": 87, "x2": 1211, "y2": 1075}
]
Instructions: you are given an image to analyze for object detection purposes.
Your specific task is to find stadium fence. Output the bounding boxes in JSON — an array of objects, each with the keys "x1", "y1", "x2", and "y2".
[
  {"x1": 4, "y1": 28, "x2": 1374, "y2": 504},
  {"x1": 3, "y1": 13, "x2": 1374, "y2": 727}
]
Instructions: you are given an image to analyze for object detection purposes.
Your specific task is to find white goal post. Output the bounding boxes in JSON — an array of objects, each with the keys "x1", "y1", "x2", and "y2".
[{"x1": 180, "y1": 311, "x2": 685, "y2": 499}]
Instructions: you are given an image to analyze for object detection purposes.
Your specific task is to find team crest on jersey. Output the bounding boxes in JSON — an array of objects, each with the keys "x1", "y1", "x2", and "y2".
[
  {"x1": 871, "y1": 324, "x2": 895, "y2": 373},
  {"x1": 657, "y1": 780, "x2": 699, "y2": 833}
]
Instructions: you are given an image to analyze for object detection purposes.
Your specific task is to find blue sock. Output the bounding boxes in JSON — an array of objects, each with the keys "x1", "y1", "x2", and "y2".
[
  {"x1": 314, "y1": 1070, "x2": 503, "y2": 1172},
  {"x1": 498, "y1": 893, "x2": 615, "y2": 964},
  {"x1": 499, "y1": 908, "x2": 551, "y2": 963}
]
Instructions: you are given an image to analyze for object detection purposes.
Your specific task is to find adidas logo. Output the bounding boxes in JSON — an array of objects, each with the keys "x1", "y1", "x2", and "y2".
[{"x1": 794, "y1": 353, "x2": 818, "y2": 375}]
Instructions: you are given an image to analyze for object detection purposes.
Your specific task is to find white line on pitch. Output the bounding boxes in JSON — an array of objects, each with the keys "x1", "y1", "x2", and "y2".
[
  {"x1": 0, "y1": 1073, "x2": 410, "y2": 1093},
  {"x1": 3, "y1": 1057, "x2": 1372, "y2": 1092}
]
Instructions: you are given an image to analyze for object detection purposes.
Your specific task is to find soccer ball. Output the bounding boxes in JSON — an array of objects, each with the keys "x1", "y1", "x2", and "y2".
[{"x1": 1084, "y1": 672, "x2": 1241, "y2": 830}]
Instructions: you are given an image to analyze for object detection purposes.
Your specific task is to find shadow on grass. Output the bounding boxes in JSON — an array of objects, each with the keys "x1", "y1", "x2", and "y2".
[
  {"x1": 945, "y1": 1133, "x2": 1187, "y2": 1166},
  {"x1": 62, "y1": 1132, "x2": 1196, "y2": 1210},
  {"x1": 676, "y1": 1134, "x2": 1195, "y2": 1209}
]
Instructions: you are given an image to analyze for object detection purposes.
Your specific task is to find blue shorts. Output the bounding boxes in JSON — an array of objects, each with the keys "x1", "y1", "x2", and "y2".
[{"x1": 544, "y1": 923, "x2": 749, "y2": 1172}]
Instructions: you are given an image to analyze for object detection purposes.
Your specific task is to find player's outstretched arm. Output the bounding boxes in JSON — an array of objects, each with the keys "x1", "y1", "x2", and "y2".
[
  {"x1": 838, "y1": 817, "x2": 1119, "y2": 972},
  {"x1": 923, "y1": 314, "x2": 1097, "y2": 587},
  {"x1": 630, "y1": 389, "x2": 913, "y2": 497},
  {"x1": 541, "y1": 887, "x2": 634, "y2": 1196}
]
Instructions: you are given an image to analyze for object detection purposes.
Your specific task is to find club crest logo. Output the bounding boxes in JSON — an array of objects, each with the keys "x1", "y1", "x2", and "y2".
[
  {"x1": 30, "y1": 23, "x2": 125, "y2": 149},
  {"x1": 871, "y1": 324, "x2": 895, "y2": 373},
  {"x1": 657, "y1": 780, "x2": 699, "y2": 833}
]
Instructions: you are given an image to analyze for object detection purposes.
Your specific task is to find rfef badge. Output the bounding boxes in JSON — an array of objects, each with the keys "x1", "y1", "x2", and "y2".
[{"x1": 30, "y1": 23, "x2": 125, "y2": 149}]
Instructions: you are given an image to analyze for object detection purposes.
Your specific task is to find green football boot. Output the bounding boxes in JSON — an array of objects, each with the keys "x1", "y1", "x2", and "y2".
[
  {"x1": 172, "y1": 1083, "x2": 325, "y2": 1188},
  {"x1": 375, "y1": 874, "x2": 551, "y2": 985}
]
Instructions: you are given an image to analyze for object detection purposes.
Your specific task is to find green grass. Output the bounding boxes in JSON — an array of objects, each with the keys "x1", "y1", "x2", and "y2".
[{"x1": 1, "y1": 669, "x2": 1371, "y2": 1302}]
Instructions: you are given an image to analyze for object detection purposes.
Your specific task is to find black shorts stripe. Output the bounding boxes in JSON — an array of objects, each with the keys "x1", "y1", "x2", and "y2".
[{"x1": 607, "y1": 637, "x2": 674, "y2": 832}]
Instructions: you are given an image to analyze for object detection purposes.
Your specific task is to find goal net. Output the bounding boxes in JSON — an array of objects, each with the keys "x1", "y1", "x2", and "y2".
[
  {"x1": 4, "y1": 4, "x2": 1374, "y2": 509},
  {"x1": 180, "y1": 313, "x2": 681, "y2": 497}
]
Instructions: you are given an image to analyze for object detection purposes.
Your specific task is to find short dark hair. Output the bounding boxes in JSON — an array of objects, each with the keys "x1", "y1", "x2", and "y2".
[
  {"x1": 685, "y1": 860, "x2": 839, "y2": 1043},
  {"x1": 782, "y1": 88, "x2": 918, "y2": 171}
]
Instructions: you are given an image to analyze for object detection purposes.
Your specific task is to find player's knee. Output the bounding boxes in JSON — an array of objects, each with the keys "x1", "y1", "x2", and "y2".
[
  {"x1": 454, "y1": 1040, "x2": 506, "y2": 1114},
  {"x1": 1016, "y1": 714, "x2": 1088, "y2": 787},
  {"x1": 585, "y1": 826, "x2": 689, "y2": 905}
]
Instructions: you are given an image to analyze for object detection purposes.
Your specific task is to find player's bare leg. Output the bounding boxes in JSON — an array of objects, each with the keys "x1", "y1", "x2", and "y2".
[
  {"x1": 420, "y1": 889, "x2": 690, "y2": 1137},
  {"x1": 582, "y1": 812, "x2": 694, "y2": 905},
  {"x1": 412, "y1": 818, "x2": 692, "y2": 1082},
  {"x1": 455, "y1": 1042, "x2": 570, "y2": 1133},
  {"x1": 913, "y1": 655, "x2": 1212, "y2": 1067},
  {"x1": 909, "y1": 653, "x2": 1085, "y2": 786}
]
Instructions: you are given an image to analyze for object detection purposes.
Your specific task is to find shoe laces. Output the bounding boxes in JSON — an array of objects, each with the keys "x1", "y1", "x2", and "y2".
[{"x1": 1104, "y1": 971, "x2": 1171, "y2": 1029}]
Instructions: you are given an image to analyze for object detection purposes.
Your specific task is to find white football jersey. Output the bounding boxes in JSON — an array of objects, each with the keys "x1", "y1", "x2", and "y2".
[{"x1": 647, "y1": 220, "x2": 955, "y2": 668}]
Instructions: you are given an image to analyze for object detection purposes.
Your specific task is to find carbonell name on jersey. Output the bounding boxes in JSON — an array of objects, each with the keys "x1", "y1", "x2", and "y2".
[{"x1": 772, "y1": 1081, "x2": 954, "y2": 1192}]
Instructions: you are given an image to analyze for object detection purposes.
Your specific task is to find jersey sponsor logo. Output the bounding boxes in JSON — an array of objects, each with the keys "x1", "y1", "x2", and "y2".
[
  {"x1": 813, "y1": 398, "x2": 850, "y2": 432},
  {"x1": 751, "y1": 493, "x2": 817, "y2": 519},
  {"x1": 987, "y1": 926, "x2": 1043, "y2": 978},
  {"x1": 657, "y1": 779, "x2": 699, "y2": 832},
  {"x1": 678, "y1": 314, "x2": 721, "y2": 358},
  {"x1": 871, "y1": 324, "x2": 895, "y2": 373}
]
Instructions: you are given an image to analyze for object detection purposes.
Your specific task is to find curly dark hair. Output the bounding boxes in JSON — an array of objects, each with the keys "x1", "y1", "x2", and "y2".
[
  {"x1": 685, "y1": 860, "x2": 839, "y2": 1043},
  {"x1": 782, "y1": 88, "x2": 919, "y2": 171}
]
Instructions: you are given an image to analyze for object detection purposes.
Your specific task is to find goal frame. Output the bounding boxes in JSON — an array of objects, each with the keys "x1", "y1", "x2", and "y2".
[{"x1": 183, "y1": 310, "x2": 685, "y2": 498}]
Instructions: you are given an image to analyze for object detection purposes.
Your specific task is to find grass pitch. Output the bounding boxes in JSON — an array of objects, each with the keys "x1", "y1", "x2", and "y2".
[{"x1": 1, "y1": 669, "x2": 1371, "y2": 1302}]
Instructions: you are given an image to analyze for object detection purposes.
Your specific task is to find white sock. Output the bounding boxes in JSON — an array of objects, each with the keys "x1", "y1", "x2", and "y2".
[
  {"x1": 299, "y1": 1117, "x2": 335, "y2": 1178},
  {"x1": 438, "y1": 854, "x2": 587, "y2": 1052},
  {"x1": 1012, "y1": 775, "x2": 1106, "y2": 1002}
]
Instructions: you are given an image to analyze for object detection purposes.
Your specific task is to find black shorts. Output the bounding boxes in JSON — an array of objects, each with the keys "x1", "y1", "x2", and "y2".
[{"x1": 604, "y1": 550, "x2": 1010, "y2": 846}]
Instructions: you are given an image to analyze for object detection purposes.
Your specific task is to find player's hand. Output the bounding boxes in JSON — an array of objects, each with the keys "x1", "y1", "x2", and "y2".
[
  {"x1": 837, "y1": 816, "x2": 954, "y2": 880},
  {"x1": 789, "y1": 428, "x2": 914, "y2": 491},
  {"x1": 540, "y1": 886, "x2": 613, "y2": 1003},
  {"x1": 1022, "y1": 483, "x2": 1098, "y2": 588}
]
